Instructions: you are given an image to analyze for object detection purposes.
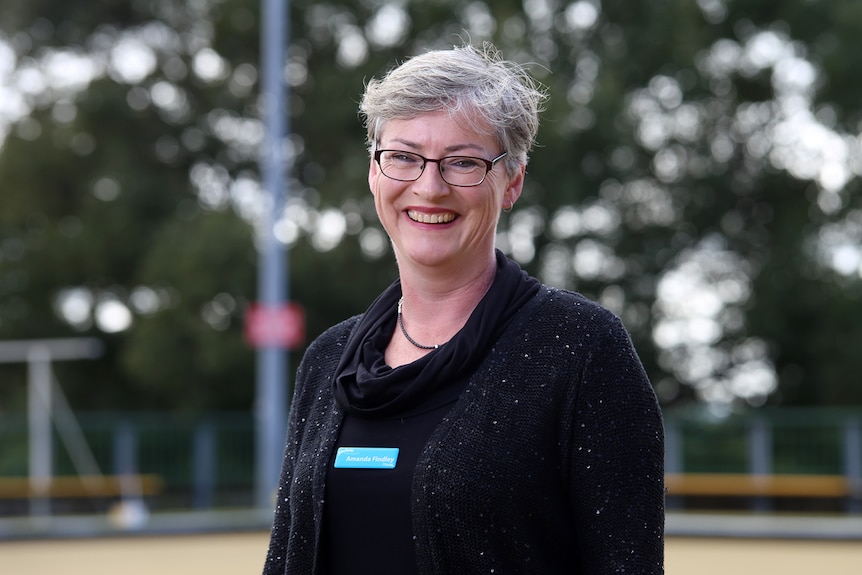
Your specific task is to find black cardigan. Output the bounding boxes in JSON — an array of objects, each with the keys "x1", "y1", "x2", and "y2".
[{"x1": 263, "y1": 286, "x2": 665, "y2": 574}]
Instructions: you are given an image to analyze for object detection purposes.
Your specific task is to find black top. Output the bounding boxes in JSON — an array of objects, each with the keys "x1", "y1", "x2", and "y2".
[{"x1": 323, "y1": 390, "x2": 461, "y2": 574}]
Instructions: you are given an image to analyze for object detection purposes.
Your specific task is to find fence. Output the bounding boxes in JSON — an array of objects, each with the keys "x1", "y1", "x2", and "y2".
[
  {"x1": 664, "y1": 407, "x2": 862, "y2": 513},
  {"x1": 0, "y1": 412, "x2": 256, "y2": 518},
  {"x1": 1, "y1": 408, "x2": 861, "y2": 519}
]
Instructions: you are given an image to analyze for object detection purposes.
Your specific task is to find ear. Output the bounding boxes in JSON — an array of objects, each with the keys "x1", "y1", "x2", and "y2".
[{"x1": 503, "y1": 164, "x2": 526, "y2": 210}]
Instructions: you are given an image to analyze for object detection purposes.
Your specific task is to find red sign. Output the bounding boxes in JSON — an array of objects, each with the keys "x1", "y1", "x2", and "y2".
[{"x1": 244, "y1": 302, "x2": 305, "y2": 349}]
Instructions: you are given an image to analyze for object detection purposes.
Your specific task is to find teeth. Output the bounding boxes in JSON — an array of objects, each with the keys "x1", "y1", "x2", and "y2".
[{"x1": 408, "y1": 210, "x2": 456, "y2": 224}]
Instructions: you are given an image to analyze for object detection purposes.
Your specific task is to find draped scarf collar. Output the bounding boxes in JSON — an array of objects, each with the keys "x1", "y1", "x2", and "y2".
[{"x1": 332, "y1": 251, "x2": 540, "y2": 417}]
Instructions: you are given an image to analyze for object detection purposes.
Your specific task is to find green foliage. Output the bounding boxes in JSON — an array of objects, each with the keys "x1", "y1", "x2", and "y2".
[{"x1": 0, "y1": 0, "x2": 860, "y2": 413}]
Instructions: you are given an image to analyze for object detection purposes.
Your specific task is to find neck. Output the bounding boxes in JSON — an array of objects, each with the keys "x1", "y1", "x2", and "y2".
[
  {"x1": 398, "y1": 252, "x2": 497, "y2": 316},
  {"x1": 386, "y1": 251, "x2": 498, "y2": 366}
]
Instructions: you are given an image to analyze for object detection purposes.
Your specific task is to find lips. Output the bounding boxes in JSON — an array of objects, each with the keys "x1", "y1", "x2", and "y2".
[{"x1": 407, "y1": 210, "x2": 457, "y2": 224}]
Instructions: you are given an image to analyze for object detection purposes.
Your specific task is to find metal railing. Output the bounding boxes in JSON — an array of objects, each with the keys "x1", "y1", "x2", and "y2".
[
  {"x1": 664, "y1": 407, "x2": 862, "y2": 512},
  {"x1": 1, "y1": 408, "x2": 861, "y2": 521}
]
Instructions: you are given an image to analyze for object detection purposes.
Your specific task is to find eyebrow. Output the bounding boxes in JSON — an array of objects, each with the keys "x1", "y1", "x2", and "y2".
[{"x1": 385, "y1": 138, "x2": 488, "y2": 155}]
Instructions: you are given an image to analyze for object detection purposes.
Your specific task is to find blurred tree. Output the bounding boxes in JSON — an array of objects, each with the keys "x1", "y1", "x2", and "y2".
[{"x1": 0, "y1": 0, "x2": 860, "y2": 413}]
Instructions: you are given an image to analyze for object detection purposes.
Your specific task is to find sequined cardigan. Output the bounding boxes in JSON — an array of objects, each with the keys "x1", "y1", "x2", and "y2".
[{"x1": 263, "y1": 286, "x2": 665, "y2": 574}]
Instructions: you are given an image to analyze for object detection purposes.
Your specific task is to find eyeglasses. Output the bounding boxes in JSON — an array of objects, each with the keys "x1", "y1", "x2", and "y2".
[{"x1": 373, "y1": 149, "x2": 508, "y2": 187}]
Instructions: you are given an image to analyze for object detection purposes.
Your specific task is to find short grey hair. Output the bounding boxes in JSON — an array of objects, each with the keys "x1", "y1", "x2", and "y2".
[{"x1": 359, "y1": 43, "x2": 548, "y2": 175}]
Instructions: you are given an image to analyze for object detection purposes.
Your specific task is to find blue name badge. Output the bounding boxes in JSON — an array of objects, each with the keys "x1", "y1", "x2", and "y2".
[{"x1": 333, "y1": 447, "x2": 399, "y2": 470}]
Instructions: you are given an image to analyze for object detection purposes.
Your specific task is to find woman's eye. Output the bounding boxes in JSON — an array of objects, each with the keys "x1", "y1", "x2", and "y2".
[
  {"x1": 448, "y1": 158, "x2": 481, "y2": 170},
  {"x1": 391, "y1": 153, "x2": 420, "y2": 164}
]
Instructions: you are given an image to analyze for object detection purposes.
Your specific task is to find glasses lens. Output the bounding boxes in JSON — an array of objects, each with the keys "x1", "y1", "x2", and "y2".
[
  {"x1": 378, "y1": 151, "x2": 424, "y2": 181},
  {"x1": 439, "y1": 157, "x2": 488, "y2": 186}
]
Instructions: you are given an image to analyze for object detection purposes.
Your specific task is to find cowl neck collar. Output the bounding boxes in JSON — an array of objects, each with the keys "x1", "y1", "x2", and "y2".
[{"x1": 332, "y1": 251, "x2": 540, "y2": 417}]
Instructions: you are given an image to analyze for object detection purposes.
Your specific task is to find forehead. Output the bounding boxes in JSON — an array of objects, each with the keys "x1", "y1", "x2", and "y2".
[{"x1": 378, "y1": 111, "x2": 495, "y2": 151}]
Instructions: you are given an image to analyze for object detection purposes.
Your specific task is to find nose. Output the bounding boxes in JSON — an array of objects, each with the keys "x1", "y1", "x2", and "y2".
[{"x1": 412, "y1": 159, "x2": 450, "y2": 198}]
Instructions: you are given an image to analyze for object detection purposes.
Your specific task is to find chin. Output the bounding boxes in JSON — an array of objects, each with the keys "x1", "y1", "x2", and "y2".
[{"x1": 401, "y1": 244, "x2": 460, "y2": 266}]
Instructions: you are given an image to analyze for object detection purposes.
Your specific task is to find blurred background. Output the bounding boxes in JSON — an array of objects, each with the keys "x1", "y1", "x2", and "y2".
[{"x1": 0, "y1": 0, "x2": 861, "y2": 565}]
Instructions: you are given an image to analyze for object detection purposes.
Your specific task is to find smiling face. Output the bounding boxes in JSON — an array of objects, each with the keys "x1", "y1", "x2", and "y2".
[{"x1": 369, "y1": 111, "x2": 524, "y2": 276}]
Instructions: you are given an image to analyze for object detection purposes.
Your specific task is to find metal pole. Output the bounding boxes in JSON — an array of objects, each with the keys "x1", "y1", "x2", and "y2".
[
  {"x1": 748, "y1": 417, "x2": 772, "y2": 511},
  {"x1": 843, "y1": 419, "x2": 862, "y2": 513},
  {"x1": 27, "y1": 345, "x2": 53, "y2": 518},
  {"x1": 255, "y1": 0, "x2": 290, "y2": 510},
  {"x1": 0, "y1": 338, "x2": 102, "y2": 517}
]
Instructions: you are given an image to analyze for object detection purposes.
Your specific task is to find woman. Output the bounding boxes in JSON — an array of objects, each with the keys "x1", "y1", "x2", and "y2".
[{"x1": 263, "y1": 43, "x2": 665, "y2": 574}]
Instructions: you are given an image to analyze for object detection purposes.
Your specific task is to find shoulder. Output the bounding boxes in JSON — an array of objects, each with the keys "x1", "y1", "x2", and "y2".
[
  {"x1": 537, "y1": 285, "x2": 613, "y2": 316},
  {"x1": 303, "y1": 315, "x2": 361, "y2": 357},
  {"x1": 520, "y1": 285, "x2": 628, "y2": 341},
  {"x1": 294, "y1": 315, "x2": 361, "y2": 382},
  {"x1": 496, "y1": 285, "x2": 647, "y2": 392}
]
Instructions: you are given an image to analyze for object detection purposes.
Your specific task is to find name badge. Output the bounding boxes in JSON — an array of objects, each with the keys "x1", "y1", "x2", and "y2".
[{"x1": 333, "y1": 447, "x2": 399, "y2": 469}]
